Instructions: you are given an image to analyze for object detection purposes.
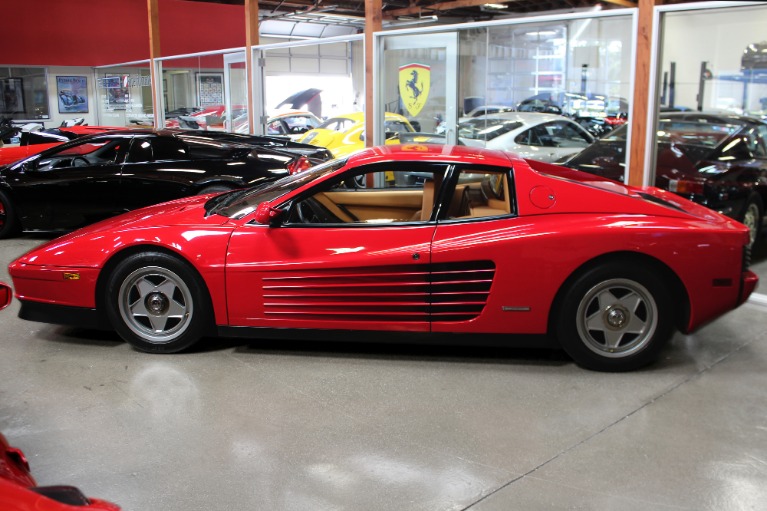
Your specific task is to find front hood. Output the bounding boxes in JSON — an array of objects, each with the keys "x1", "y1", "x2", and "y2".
[{"x1": 12, "y1": 195, "x2": 234, "y2": 268}]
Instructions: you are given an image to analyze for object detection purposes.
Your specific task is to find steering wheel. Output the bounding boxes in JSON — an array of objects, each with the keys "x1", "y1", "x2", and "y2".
[
  {"x1": 71, "y1": 156, "x2": 90, "y2": 167},
  {"x1": 296, "y1": 200, "x2": 320, "y2": 224}
]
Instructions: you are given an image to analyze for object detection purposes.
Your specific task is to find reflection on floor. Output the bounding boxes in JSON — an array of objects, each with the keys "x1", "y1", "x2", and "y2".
[{"x1": 0, "y1": 236, "x2": 766, "y2": 511}]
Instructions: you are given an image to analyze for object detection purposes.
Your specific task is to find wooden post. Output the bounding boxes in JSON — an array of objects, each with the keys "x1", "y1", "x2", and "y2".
[
  {"x1": 627, "y1": 0, "x2": 656, "y2": 187},
  {"x1": 365, "y1": 0, "x2": 383, "y2": 147},
  {"x1": 245, "y1": 0, "x2": 260, "y2": 134},
  {"x1": 147, "y1": 0, "x2": 161, "y2": 129}
]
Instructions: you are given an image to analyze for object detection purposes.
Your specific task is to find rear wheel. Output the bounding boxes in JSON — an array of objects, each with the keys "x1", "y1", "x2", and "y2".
[
  {"x1": 741, "y1": 195, "x2": 763, "y2": 249},
  {"x1": 105, "y1": 252, "x2": 212, "y2": 353},
  {"x1": 0, "y1": 190, "x2": 20, "y2": 239},
  {"x1": 555, "y1": 263, "x2": 674, "y2": 371}
]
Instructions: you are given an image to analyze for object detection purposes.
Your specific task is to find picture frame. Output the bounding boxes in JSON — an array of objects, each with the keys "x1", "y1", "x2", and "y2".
[
  {"x1": 102, "y1": 75, "x2": 129, "y2": 110},
  {"x1": 56, "y1": 75, "x2": 88, "y2": 113},
  {"x1": 0, "y1": 77, "x2": 25, "y2": 114},
  {"x1": 196, "y1": 72, "x2": 224, "y2": 107}
]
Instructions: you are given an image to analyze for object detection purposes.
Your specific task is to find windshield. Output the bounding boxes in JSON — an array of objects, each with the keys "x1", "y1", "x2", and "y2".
[
  {"x1": 210, "y1": 158, "x2": 348, "y2": 218},
  {"x1": 458, "y1": 119, "x2": 523, "y2": 142}
]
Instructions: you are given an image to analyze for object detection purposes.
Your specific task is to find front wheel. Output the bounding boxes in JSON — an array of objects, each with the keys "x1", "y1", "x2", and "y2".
[
  {"x1": 555, "y1": 263, "x2": 674, "y2": 371},
  {"x1": 105, "y1": 252, "x2": 212, "y2": 353}
]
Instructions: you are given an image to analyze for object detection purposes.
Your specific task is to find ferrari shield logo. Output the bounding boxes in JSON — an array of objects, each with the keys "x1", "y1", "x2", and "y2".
[{"x1": 399, "y1": 63, "x2": 430, "y2": 117}]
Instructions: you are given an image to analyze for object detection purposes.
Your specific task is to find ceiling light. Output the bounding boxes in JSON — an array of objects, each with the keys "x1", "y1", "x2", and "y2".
[{"x1": 483, "y1": 3, "x2": 508, "y2": 9}]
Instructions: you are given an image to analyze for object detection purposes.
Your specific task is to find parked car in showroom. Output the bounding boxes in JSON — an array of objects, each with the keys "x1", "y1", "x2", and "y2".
[
  {"x1": 0, "y1": 125, "x2": 122, "y2": 166},
  {"x1": 458, "y1": 112, "x2": 595, "y2": 162},
  {"x1": 297, "y1": 111, "x2": 415, "y2": 158},
  {"x1": 0, "y1": 129, "x2": 332, "y2": 238},
  {"x1": 562, "y1": 112, "x2": 767, "y2": 247},
  {"x1": 8, "y1": 145, "x2": 757, "y2": 372}
]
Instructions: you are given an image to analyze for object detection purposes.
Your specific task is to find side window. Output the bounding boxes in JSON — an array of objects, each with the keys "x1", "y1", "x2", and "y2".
[
  {"x1": 516, "y1": 126, "x2": 545, "y2": 147},
  {"x1": 267, "y1": 120, "x2": 285, "y2": 135},
  {"x1": 126, "y1": 138, "x2": 153, "y2": 163},
  {"x1": 37, "y1": 138, "x2": 125, "y2": 169},
  {"x1": 286, "y1": 165, "x2": 444, "y2": 225},
  {"x1": 746, "y1": 127, "x2": 767, "y2": 158},
  {"x1": 151, "y1": 137, "x2": 189, "y2": 161},
  {"x1": 556, "y1": 122, "x2": 593, "y2": 146},
  {"x1": 718, "y1": 135, "x2": 754, "y2": 161},
  {"x1": 446, "y1": 169, "x2": 513, "y2": 220}
]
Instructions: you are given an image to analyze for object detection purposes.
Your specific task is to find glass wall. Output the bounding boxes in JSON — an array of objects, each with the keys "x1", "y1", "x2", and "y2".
[
  {"x1": 93, "y1": 63, "x2": 154, "y2": 128},
  {"x1": 377, "y1": 12, "x2": 633, "y2": 162},
  {"x1": 0, "y1": 67, "x2": 50, "y2": 121},
  {"x1": 257, "y1": 38, "x2": 364, "y2": 139},
  {"x1": 156, "y1": 53, "x2": 229, "y2": 130},
  {"x1": 654, "y1": 3, "x2": 767, "y2": 287}
]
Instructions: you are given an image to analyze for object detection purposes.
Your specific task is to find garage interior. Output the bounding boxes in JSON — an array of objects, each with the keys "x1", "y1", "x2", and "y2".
[{"x1": 2, "y1": 0, "x2": 767, "y2": 510}]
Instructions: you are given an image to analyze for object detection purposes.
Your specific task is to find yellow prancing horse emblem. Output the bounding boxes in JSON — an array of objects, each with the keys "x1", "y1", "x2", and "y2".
[{"x1": 399, "y1": 63, "x2": 430, "y2": 117}]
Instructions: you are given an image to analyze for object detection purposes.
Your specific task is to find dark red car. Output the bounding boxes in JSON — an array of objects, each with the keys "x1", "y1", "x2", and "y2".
[
  {"x1": 563, "y1": 112, "x2": 767, "y2": 247},
  {"x1": 8, "y1": 145, "x2": 757, "y2": 371}
]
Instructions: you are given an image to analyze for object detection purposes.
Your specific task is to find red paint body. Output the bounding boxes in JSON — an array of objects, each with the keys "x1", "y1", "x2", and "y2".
[
  {"x1": 8, "y1": 146, "x2": 757, "y2": 341},
  {"x1": 1, "y1": 433, "x2": 119, "y2": 510}
]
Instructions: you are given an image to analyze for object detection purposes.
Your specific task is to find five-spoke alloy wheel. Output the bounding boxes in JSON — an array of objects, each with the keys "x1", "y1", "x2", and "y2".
[
  {"x1": 106, "y1": 252, "x2": 211, "y2": 353},
  {"x1": 556, "y1": 262, "x2": 673, "y2": 371}
]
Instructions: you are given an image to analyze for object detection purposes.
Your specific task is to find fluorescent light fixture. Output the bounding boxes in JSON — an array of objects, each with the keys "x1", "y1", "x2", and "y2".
[{"x1": 483, "y1": 3, "x2": 508, "y2": 9}]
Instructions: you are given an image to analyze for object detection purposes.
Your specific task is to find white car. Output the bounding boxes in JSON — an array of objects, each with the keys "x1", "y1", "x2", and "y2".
[{"x1": 458, "y1": 112, "x2": 595, "y2": 162}]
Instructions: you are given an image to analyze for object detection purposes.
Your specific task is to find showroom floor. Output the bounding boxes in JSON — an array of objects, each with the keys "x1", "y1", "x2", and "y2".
[{"x1": 1, "y1": 235, "x2": 766, "y2": 511}]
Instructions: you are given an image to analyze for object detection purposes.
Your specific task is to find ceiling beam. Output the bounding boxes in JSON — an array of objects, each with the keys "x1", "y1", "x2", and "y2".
[
  {"x1": 384, "y1": 0, "x2": 516, "y2": 18},
  {"x1": 601, "y1": 0, "x2": 637, "y2": 7}
]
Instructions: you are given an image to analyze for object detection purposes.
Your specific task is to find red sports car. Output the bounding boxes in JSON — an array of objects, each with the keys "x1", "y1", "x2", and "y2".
[{"x1": 8, "y1": 145, "x2": 758, "y2": 371}]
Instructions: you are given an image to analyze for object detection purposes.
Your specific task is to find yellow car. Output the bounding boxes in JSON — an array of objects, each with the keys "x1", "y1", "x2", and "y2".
[{"x1": 297, "y1": 111, "x2": 415, "y2": 158}]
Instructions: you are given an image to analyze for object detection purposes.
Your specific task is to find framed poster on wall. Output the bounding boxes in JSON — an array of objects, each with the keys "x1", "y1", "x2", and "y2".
[
  {"x1": 0, "y1": 77, "x2": 25, "y2": 114},
  {"x1": 56, "y1": 76, "x2": 88, "y2": 113},
  {"x1": 99, "y1": 75, "x2": 129, "y2": 110},
  {"x1": 196, "y1": 72, "x2": 224, "y2": 107}
]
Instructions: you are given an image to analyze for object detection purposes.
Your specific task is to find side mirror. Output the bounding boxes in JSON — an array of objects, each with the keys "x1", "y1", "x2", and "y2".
[
  {"x1": 254, "y1": 202, "x2": 284, "y2": 225},
  {"x1": 0, "y1": 282, "x2": 12, "y2": 310}
]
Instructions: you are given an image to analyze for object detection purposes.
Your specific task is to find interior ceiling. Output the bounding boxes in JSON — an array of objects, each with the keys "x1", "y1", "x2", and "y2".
[{"x1": 181, "y1": 0, "x2": 694, "y2": 28}]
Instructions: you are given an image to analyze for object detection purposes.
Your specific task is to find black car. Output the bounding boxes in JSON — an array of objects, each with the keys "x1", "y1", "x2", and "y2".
[
  {"x1": 563, "y1": 112, "x2": 767, "y2": 247},
  {"x1": 0, "y1": 129, "x2": 333, "y2": 238}
]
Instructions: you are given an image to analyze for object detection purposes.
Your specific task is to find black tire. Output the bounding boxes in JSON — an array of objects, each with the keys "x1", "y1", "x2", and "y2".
[
  {"x1": 740, "y1": 195, "x2": 763, "y2": 249},
  {"x1": 105, "y1": 252, "x2": 212, "y2": 353},
  {"x1": 0, "y1": 189, "x2": 20, "y2": 239},
  {"x1": 555, "y1": 262, "x2": 674, "y2": 372},
  {"x1": 197, "y1": 184, "x2": 232, "y2": 195}
]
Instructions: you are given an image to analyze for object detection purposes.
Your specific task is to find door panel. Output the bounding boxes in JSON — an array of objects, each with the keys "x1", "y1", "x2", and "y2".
[{"x1": 225, "y1": 225, "x2": 435, "y2": 331}]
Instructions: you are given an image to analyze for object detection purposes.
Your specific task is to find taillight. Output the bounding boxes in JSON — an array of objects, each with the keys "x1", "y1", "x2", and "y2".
[
  {"x1": 668, "y1": 178, "x2": 705, "y2": 195},
  {"x1": 287, "y1": 156, "x2": 311, "y2": 175}
]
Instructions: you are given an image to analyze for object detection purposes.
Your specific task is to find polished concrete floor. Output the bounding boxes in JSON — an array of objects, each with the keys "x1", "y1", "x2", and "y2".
[{"x1": 1, "y1": 236, "x2": 766, "y2": 511}]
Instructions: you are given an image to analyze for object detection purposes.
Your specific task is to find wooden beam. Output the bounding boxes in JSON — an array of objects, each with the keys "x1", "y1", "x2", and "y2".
[
  {"x1": 147, "y1": 0, "x2": 161, "y2": 128},
  {"x1": 365, "y1": 0, "x2": 382, "y2": 148},
  {"x1": 601, "y1": 0, "x2": 637, "y2": 7},
  {"x1": 245, "y1": 0, "x2": 260, "y2": 134},
  {"x1": 385, "y1": 0, "x2": 517, "y2": 19},
  {"x1": 627, "y1": 0, "x2": 653, "y2": 187}
]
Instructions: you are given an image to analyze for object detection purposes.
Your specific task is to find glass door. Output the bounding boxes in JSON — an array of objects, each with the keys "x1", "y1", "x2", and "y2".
[
  {"x1": 379, "y1": 32, "x2": 458, "y2": 144},
  {"x1": 223, "y1": 52, "x2": 248, "y2": 133}
]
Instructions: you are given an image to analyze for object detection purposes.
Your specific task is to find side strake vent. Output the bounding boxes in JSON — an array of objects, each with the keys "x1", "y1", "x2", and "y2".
[{"x1": 262, "y1": 260, "x2": 495, "y2": 322}]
